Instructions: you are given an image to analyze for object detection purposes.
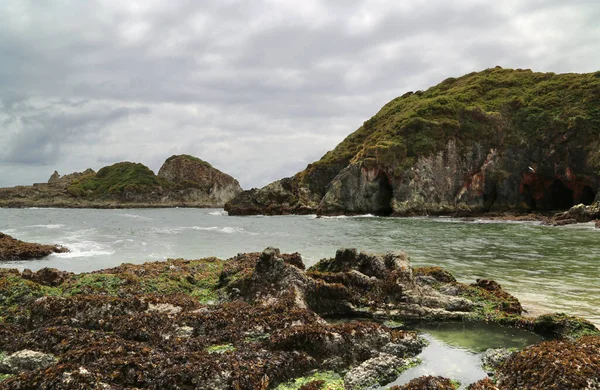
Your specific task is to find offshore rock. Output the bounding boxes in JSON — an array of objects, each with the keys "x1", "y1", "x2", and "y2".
[
  {"x1": 157, "y1": 154, "x2": 242, "y2": 205},
  {"x1": 226, "y1": 68, "x2": 600, "y2": 216},
  {"x1": 0, "y1": 233, "x2": 68, "y2": 261},
  {"x1": 0, "y1": 156, "x2": 242, "y2": 208}
]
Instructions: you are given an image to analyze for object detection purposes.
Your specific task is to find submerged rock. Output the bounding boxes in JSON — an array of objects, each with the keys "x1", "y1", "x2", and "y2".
[
  {"x1": 480, "y1": 348, "x2": 515, "y2": 374},
  {"x1": 344, "y1": 353, "x2": 419, "y2": 390},
  {"x1": 0, "y1": 233, "x2": 68, "y2": 261}
]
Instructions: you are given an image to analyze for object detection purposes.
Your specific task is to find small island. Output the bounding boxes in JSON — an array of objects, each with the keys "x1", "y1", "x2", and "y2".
[{"x1": 0, "y1": 155, "x2": 242, "y2": 209}]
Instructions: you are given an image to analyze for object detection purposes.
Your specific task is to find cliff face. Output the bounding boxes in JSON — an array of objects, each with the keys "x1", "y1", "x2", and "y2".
[
  {"x1": 0, "y1": 156, "x2": 242, "y2": 208},
  {"x1": 226, "y1": 67, "x2": 600, "y2": 216}
]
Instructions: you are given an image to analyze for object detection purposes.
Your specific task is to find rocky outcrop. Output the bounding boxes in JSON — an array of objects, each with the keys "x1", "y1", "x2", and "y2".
[
  {"x1": 0, "y1": 233, "x2": 68, "y2": 261},
  {"x1": 157, "y1": 154, "x2": 242, "y2": 206},
  {"x1": 0, "y1": 156, "x2": 242, "y2": 208},
  {"x1": 226, "y1": 68, "x2": 600, "y2": 216},
  {"x1": 0, "y1": 248, "x2": 598, "y2": 389}
]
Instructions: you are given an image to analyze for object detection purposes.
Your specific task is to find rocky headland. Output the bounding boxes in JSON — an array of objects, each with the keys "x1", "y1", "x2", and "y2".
[
  {"x1": 226, "y1": 67, "x2": 600, "y2": 221},
  {"x1": 0, "y1": 233, "x2": 68, "y2": 262},
  {"x1": 0, "y1": 155, "x2": 242, "y2": 209},
  {"x1": 0, "y1": 247, "x2": 598, "y2": 389}
]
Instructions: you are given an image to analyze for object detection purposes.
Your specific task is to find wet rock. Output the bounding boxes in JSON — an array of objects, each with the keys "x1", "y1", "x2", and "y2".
[
  {"x1": 21, "y1": 268, "x2": 72, "y2": 287},
  {"x1": 481, "y1": 348, "x2": 515, "y2": 374},
  {"x1": 344, "y1": 353, "x2": 419, "y2": 389},
  {"x1": 532, "y1": 313, "x2": 600, "y2": 340},
  {"x1": 0, "y1": 233, "x2": 68, "y2": 261},
  {"x1": 0, "y1": 350, "x2": 57, "y2": 374}
]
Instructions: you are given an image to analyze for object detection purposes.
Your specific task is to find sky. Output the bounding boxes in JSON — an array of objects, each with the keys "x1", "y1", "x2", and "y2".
[{"x1": 1, "y1": 0, "x2": 599, "y2": 189}]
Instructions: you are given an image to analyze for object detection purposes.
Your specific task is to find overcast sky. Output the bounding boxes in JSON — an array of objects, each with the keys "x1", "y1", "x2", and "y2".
[{"x1": 1, "y1": 0, "x2": 599, "y2": 189}]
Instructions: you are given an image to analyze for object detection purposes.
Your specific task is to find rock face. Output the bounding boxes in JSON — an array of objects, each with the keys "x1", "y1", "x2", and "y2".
[
  {"x1": 0, "y1": 156, "x2": 242, "y2": 208},
  {"x1": 157, "y1": 155, "x2": 242, "y2": 206},
  {"x1": 226, "y1": 68, "x2": 600, "y2": 216},
  {"x1": 0, "y1": 233, "x2": 68, "y2": 261}
]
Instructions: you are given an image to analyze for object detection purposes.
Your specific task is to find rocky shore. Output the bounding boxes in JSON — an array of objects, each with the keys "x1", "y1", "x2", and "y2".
[
  {"x1": 0, "y1": 247, "x2": 598, "y2": 389},
  {"x1": 226, "y1": 68, "x2": 600, "y2": 219},
  {"x1": 0, "y1": 233, "x2": 68, "y2": 262}
]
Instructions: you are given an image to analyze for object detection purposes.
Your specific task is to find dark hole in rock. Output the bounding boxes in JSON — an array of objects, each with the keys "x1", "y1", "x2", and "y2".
[
  {"x1": 544, "y1": 179, "x2": 574, "y2": 210},
  {"x1": 483, "y1": 182, "x2": 498, "y2": 211},
  {"x1": 373, "y1": 173, "x2": 394, "y2": 216},
  {"x1": 579, "y1": 186, "x2": 596, "y2": 206},
  {"x1": 523, "y1": 184, "x2": 536, "y2": 210}
]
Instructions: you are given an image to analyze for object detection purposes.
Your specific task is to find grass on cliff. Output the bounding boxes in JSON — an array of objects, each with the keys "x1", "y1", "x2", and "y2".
[
  {"x1": 164, "y1": 154, "x2": 213, "y2": 169},
  {"x1": 298, "y1": 67, "x2": 600, "y2": 181},
  {"x1": 67, "y1": 162, "x2": 170, "y2": 197}
]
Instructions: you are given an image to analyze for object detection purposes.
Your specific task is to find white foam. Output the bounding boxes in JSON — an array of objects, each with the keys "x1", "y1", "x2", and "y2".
[
  {"x1": 209, "y1": 210, "x2": 227, "y2": 216},
  {"x1": 53, "y1": 240, "x2": 114, "y2": 258},
  {"x1": 190, "y1": 226, "x2": 244, "y2": 234},
  {"x1": 116, "y1": 213, "x2": 153, "y2": 221},
  {"x1": 26, "y1": 224, "x2": 65, "y2": 229}
]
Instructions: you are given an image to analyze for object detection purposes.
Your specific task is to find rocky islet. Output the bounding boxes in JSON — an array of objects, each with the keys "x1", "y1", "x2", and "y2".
[{"x1": 0, "y1": 155, "x2": 242, "y2": 209}]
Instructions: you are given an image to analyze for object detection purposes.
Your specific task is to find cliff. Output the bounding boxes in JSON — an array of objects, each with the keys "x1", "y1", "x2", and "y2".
[
  {"x1": 0, "y1": 156, "x2": 242, "y2": 208},
  {"x1": 225, "y1": 67, "x2": 600, "y2": 216}
]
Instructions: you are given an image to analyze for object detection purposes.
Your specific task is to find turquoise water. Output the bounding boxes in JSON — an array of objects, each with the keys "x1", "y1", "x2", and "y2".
[{"x1": 1, "y1": 208, "x2": 599, "y2": 325}]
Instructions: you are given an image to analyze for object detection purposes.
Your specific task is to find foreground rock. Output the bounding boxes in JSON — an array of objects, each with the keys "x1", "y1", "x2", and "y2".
[
  {"x1": 226, "y1": 68, "x2": 600, "y2": 217},
  {"x1": 0, "y1": 233, "x2": 68, "y2": 261},
  {"x1": 0, "y1": 248, "x2": 598, "y2": 389},
  {"x1": 0, "y1": 155, "x2": 242, "y2": 208}
]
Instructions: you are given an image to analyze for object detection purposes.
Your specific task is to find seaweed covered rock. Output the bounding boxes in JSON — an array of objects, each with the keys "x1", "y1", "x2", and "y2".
[
  {"x1": 226, "y1": 68, "x2": 600, "y2": 217},
  {"x1": 389, "y1": 376, "x2": 458, "y2": 389},
  {"x1": 0, "y1": 233, "x2": 68, "y2": 261},
  {"x1": 532, "y1": 313, "x2": 600, "y2": 340},
  {"x1": 496, "y1": 336, "x2": 600, "y2": 389}
]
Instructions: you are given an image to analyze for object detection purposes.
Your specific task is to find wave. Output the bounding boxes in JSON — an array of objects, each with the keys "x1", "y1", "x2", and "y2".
[
  {"x1": 53, "y1": 240, "x2": 114, "y2": 258},
  {"x1": 26, "y1": 224, "x2": 65, "y2": 229},
  {"x1": 208, "y1": 210, "x2": 227, "y2": 216},
  {"x1": 190, "y1": 226, "x2": 244, "y2": 234}
]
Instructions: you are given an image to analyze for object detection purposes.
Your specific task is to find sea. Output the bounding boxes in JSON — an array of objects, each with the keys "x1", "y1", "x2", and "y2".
[{"x1": 2, "y1": 207, "x2": 598, "y2": 387}]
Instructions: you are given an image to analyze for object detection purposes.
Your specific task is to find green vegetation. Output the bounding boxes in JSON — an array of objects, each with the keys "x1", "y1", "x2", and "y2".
[
  {"x1": 298, "y1": 67, "x2": 600, "y2": 182},
  {"x1": 206, "y1": 344, "x2": 235, "y2": 354},
  {"x1": 0, "y1": 374, "x2": 12, "y2": 382},
  {"x1": 164, "y1": 154, "x2": 213, "y2": 169},
  {"x1": 67, "y1": 162, "x2": 170, "y2": 198},
  {"x1": 275, "y1": 371, "x2": 344, "y2": 390}
]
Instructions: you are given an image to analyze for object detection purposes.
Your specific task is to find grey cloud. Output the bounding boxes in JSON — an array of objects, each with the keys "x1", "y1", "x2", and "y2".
[{"x1": 0, "y1": 0, "x2": 599, "y2": 188}]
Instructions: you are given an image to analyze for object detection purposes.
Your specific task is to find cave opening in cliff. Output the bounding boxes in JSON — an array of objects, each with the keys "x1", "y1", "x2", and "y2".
[
  {"x1": 523, "y1": 184, "x2": 536, "y2": 210},
  {"x1": 546, "y1": 179, "x2": 574, "y2": 210},
  {"x1": 374, "y1": 173, "x2": 394, "y2": 216},
  {"x1": 580, "y1": 186, "x2": 596, "y2": 205}
]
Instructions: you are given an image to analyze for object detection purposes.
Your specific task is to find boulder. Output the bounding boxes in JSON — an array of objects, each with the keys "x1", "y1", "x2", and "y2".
[
  {"x1": 0, "y1": 350, "x2": 56, "y2": 374},
  {"x1": 0, "y1": 233, "x2": 68, "y2": 261}
]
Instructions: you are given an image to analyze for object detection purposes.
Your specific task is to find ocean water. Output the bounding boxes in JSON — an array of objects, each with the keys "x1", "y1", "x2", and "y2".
[{"x1": 1, "y1": 208, "x2": 599, "y2": 326}]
